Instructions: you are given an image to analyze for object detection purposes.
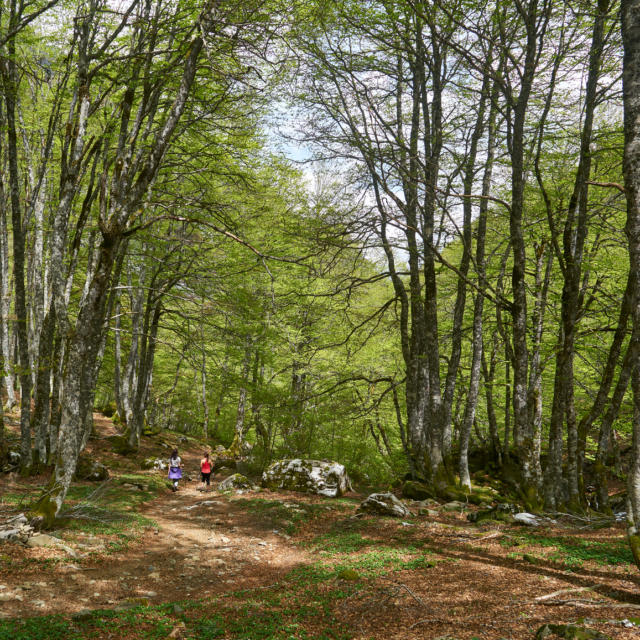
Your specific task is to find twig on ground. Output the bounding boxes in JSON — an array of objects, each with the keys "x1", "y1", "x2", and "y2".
[
  {"x1": 538, "y1": 598, "x2": 608, "y2": 607},
  {"x1": 538, "y1": 600, "x2": 640, "y2": 609},
  {"x1": 535, "y1": 585, "x2": 598, "y2": 601},
  {"x1": 380, "y1": 578, "x2": 427, "y2": 608},
  {"x1": 475, "y1": 531, "x2": 504, "y2": 542}
]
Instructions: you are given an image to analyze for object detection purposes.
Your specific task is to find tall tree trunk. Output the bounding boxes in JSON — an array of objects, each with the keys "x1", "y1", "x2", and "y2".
[
  {"x1": 459, "y1": 80, "x2": 494, "y2": 489},
  {"x1": 621, "y1": 0, "x2": 640, "y2": 570},
  {"x1": 0, "y1": 101, "x2": 16, "y2": 411},
  {"x1": 544, "y1": 0, "x2": 609, "y2": 510},
  {"x1": 1, "y1": 14, "x2": 32, "y2": 469}
]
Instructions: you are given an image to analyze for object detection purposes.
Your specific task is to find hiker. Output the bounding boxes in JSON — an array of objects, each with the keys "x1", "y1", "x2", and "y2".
[
  {"x1": 200, "y1": 451, "x2": 212, "y2": 491},
  {"x1": 168, "y1": 448, "x2": 182, "y2": 491}
]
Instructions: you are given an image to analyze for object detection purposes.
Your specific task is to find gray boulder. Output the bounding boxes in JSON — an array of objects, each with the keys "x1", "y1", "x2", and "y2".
[
  {"x1": 358, "y1": 493, "x2": 411, "y2": 518},
  {"x1": 217, "y1": 473, "x2": 254, "y2": 491},
  {"x1": 261, "y1": 459, "x2": 352, "y2": 498},
  {"x1": 513, "y1": 512, "x2": 542, "y2": 526}
]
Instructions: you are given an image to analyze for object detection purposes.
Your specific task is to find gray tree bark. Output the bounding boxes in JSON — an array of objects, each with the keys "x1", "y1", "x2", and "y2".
[{"x1": 621, "y1": 0, "x2": 640, "y2": 570}]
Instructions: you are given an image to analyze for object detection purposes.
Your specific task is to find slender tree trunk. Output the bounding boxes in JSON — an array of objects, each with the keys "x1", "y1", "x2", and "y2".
[
  {"x1": 595, "y1": 343, "x2": 633, "y2": 511},
  {"x1": 1, "y1": 20, "x2": 32, "y2": 469},
  {"x1": 527, "y1": 245, "x2": 552, "y2": 486},
  {"x1": 231, "y1": 337, "x2": 252, "y2": 454},
  {"x1": 459, "y1": 82, "x2": 494, "y2": 489}
]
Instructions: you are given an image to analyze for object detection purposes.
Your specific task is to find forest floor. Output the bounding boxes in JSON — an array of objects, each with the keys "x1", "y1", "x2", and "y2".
[{"x1": 1, "y1": 416, "x2": 640, "y2": 639}]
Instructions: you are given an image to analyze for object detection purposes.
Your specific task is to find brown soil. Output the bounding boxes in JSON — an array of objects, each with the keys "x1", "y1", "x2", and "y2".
[{"x1": 1, "y1": 415, "x2": 640, "y2": 639}]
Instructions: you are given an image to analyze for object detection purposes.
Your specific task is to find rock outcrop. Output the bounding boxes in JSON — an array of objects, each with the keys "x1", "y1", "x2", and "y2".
[
  {"x1": 142, "y1": 457, "x2": 167, "y2": 471},
  {"x1": 0, "y1": 513, "x2": 34, "y2": 543},
  {"x1": 357, "y1": 492, "x2": 411, "y2": 518},
  {"x1": 261, "y1": 459, "x2": 352, "y2": 497}
]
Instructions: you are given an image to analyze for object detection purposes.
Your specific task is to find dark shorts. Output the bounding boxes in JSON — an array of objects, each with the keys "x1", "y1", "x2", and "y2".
[{"x1": 201, "y1": 471, "x2": 211, "y2": 485}]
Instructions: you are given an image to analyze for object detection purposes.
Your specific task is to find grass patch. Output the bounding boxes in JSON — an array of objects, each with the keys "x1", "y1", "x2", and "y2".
[
  {"x1": 310, "y1": 531, "x2": 374, "y2": 554},
  {"x1": 503, "y1": 532, "x2": 633, "y2": 566},
  {"x1": 0, "y1": 567, "x2": 356, "y2": 640},
  {"x1": 231, "y1": 497, "x2": 333, "y2": 534},
  {"x1": 333, "y1": 546, "x2": 437, "y2": 576}
]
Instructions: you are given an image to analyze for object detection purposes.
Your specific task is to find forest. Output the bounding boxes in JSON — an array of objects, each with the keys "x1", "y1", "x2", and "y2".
[{"x1": 2, "y1": 0, "x2": 640, "y2": 638}]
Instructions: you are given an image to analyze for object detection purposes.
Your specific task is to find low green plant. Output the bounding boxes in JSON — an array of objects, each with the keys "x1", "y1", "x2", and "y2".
[{"x1": 507, "y1": 532, "x2": 633, "y2": 566}]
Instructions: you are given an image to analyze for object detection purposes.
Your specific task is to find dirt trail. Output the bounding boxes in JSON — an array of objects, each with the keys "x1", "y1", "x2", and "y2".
[{"x1": 0, "y1": 485, "x2": 312, "y2": 619}]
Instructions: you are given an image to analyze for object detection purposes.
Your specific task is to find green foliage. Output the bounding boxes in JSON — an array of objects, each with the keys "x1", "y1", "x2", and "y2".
[
  {"x1": 231, "y1": 497, "x2": 340, "y2": 534},
  {"x1": 310, "y1": 531, "x2": 374, "y2": 553},
  {"x1": 502, "y1": 532, "x2": 634, "y2": 567},
  {"x1": 0, "y1": 617, "x2": 79, "y2": 640}
]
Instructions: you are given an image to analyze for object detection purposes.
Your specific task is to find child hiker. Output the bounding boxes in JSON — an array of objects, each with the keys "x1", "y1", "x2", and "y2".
[
  {"x1": 168, "y1": 448, "x2": 182, "y2": 491},
  {"x1": 199, "y1": 451, "x2": 212, "y2": 492}
]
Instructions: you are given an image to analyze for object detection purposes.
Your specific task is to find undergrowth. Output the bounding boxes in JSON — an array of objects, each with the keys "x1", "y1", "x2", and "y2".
[{"x1": 501, "y1": 532, "x2": 634, "y2": 567}]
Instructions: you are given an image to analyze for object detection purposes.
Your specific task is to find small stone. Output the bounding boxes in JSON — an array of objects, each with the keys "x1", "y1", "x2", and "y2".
[
  {"x1": 140, "y1": 590, "x2": 157, "y2": 597},
  {"x1": 172, "y1": 604, "x2": 184, "y2": 614},
  {"x1": 72, "y1": 609, "x2": 94, "y2": 621},
  {"x1": 337, "y1": 568, "x2": 360, "y2": 581},
  {"x1": 441, "y1": 501, "x2": 466, "y2": 512},
  {"x1": 167, "y1": 623, "x2": 186, "y2": 639},
  {"x1": 26, "y1": 534, "x2": 61, "y2": 548}
]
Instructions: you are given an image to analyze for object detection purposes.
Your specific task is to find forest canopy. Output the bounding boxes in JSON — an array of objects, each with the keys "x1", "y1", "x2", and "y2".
[{"x1": 2, "y1": 0, "x2": 640, "y2": 570}]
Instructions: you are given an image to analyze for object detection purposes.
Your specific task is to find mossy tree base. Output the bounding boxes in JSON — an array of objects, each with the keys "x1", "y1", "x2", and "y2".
[
  {"x1": 628, "y1": 533, "x2": 640, "y2": 571},
  {"x1": 108, "y1": 435, "x2": 138, "y2": 456},
  {"x1": 30, "y1": 484, "x2": 63, "y2": 529}
]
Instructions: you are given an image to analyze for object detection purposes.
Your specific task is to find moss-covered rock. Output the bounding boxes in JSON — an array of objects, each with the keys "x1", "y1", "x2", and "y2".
[
  {"x1": 262, "y1": 459, "x2": 352, "y2": 497},
  {"x1": 107, "y1": 435, "x2": 137, "y2": 456},
  {"x1": 74, "y1": 455, "x2": 109, "y2": 481},
  {"x1": 535, "y1": 624, "x2": 611, "y2": 639},
  {"x1": 402, "y1": 480, "x2": 434, "y2": 500},
  {"x1": 337, "y1": 568, "x2": 360, "y2": 581},
  {"x1": 217, "y1": 473, "x2": 254, "y2": 491},
  {"x1": 468, "y1": 502, "x2": 520, "y2": 524},
  {"x1": 100, "y1": 402, "x2": 117, "y2": 418}
]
